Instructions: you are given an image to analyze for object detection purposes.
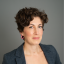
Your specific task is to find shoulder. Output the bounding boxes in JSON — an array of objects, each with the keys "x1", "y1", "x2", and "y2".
[
  {"x1": 2, "y1": 48, "x2": 17, "y2": 64},
  {"x1": 40, "y1": 43, "x2": 62, "y2": 64},
  {"x1": 40, "y1": 43, "x2": 57, "y2": 60},
  {"x1": 4, "y1": 49, "x2": 17, "y2": 59},
  {"x1": 40, "y1": 43, "x2": 57, "y2": 53},
  {"x1": 2, "y1": 43, "x2": 24, "y2": 64}
]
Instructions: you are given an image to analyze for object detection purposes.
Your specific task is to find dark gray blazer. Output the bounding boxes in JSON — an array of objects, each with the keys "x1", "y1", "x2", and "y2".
[{"x1": 2, "y1": 42, "x2": 62, "y2": 64}]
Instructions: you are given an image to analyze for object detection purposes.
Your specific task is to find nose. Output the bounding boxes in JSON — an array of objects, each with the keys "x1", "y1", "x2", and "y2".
[{"x1": 34, "y1": 28, "x2": 39, "y2": 35}]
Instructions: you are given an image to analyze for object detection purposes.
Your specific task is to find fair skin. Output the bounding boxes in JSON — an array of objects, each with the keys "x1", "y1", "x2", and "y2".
[{"x1": 20, "y1": 17, "x2": 48, "y2": 64}]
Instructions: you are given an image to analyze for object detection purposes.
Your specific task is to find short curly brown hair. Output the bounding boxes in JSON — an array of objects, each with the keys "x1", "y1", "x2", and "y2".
[{"x1": 15, "y1": 7, "x2": 48, "y2": 40}]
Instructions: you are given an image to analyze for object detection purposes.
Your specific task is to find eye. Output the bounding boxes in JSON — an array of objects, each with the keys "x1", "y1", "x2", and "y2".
[
  {"x1": 29, "y1": 26, "x2": 33, "y2": 28},
  {"x1": 39, "y1": 26, "x2": 43, "y2": 28}
]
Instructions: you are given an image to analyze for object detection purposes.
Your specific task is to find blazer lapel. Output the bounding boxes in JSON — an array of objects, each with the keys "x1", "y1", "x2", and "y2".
[
  {"x1": 15, "y1": 43, "x2": 26, "y2": 64},
  {"x1": 39, "y1": 43, "x2": 54, "y2": 64},
  {"x1": 15, "y1": 42, "x2": 54, "y2": 64}
]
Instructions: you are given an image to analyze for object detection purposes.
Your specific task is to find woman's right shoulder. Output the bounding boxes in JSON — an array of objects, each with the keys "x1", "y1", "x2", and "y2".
[
  {"x1": 2, "y1": 48, "x2": 17, "y2": 64},
  {"x1": 2, "y1": 43, "x2": 24, "y2": 64},
  {"x1": 4, "y1": 48, "x2": 17, "y2": 58},
  {"x1": 3, "y1": 43, "x2": 24, "y2": 59}
]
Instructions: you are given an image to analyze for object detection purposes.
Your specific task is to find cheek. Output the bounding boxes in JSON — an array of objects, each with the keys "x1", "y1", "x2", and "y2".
[
  {"x1": 39, "y1": 30, "x2": 43, "y2": 36},
  {"x1": 24, "y1": 30, "x2": 33, "y2": 37}
]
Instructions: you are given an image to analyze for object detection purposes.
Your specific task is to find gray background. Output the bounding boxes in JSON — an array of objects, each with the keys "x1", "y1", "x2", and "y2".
[
  {"x1": 63, "y1": 0, "x2": 64, "y2": 64},
  {"x1": 0, "y1": 0, "x2": 63, "y2": 64}
]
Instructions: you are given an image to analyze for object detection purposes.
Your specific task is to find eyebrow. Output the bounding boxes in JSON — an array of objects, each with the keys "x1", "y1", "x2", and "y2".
[{"x1": 29, "y1": 24, "x2": 42, "y2": 26}]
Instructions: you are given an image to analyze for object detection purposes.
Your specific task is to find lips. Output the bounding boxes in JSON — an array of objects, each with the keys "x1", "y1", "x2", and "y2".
[{"x1": 33, "y1": 37, "x2": 39, "y2": 39}]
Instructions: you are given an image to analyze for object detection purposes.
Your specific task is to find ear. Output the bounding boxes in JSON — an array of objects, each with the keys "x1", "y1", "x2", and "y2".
[{"x1": 20, "y1": 32, "x2": 24, "y2": 36}]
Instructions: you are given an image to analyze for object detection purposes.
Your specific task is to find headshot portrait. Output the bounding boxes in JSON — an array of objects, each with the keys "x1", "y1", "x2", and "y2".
[
  {"x1": 2, "y1": 7, "x2": 62, "y2": 64},
  {"x1": 0, "y1": 0, "x2": 63, "y2": 64}
]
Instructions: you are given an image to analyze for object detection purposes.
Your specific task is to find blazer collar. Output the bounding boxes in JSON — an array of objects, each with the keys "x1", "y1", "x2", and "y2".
[
  {"x1": 15, "y1": 42, "x2": 51, "y2": 64},
  {"x1": 15, "y1": 42, "x2": 26, "y2": 64},
  {"x1": 39, "y1": 44, "x2": 52, "y2": 64}
]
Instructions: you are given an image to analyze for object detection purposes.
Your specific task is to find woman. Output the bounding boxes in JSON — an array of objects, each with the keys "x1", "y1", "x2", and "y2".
[{"x1": 2, "y1": 7, "x2": 62, "y2": 64}]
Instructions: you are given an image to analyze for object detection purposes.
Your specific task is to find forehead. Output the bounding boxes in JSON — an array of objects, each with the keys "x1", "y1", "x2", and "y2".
[{"x1": 29, "y1": 17, "x2": 42, "y2": 25}]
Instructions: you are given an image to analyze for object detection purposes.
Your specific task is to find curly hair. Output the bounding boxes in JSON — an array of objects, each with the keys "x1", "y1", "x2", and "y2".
[{"x1": 15, "y1": 7, "x2": 48, "y2": 40}]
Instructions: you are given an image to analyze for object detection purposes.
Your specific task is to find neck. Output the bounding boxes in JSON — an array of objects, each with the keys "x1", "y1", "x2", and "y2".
[{"x1": 23, "y1": 42, "x2": 42, "y2": 55}]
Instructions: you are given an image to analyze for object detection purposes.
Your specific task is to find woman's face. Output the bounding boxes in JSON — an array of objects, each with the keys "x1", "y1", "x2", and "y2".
[{"x1": 20, "y1": 17, "x2": 43, "y2": 45}]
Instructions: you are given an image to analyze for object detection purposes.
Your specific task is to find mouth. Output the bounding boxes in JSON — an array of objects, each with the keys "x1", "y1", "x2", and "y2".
[{"x1": 33, "y1": 37, "x2": 39, "y2": 39}]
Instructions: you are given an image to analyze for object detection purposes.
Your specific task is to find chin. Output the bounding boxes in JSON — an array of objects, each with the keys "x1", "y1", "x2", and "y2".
[
  {"x1": 33, "y1": 40, "x2": 41, "y2": 44},
  {"x1": 32, "y1": 41, "x2": 40, "y2": 45}
]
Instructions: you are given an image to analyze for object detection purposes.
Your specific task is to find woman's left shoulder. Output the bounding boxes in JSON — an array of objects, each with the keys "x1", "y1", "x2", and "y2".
[
  {"x1": 40, "y1": 43, "x2": 56, "y2": 53},
  {"x1": 46, "y1": 44, "x2": 57, "y2": 52},
  {"x1": 40, "y1": 43, "x2": 62, "y2": 64}
]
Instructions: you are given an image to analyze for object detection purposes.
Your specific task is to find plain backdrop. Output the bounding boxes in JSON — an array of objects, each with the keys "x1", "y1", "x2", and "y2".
[
  {"x1": 63, "y1": 0, "x2": 64, "y2": 64},
  {"x1": 0, "y1": 0, "x2": 63, "y2": 64}
]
